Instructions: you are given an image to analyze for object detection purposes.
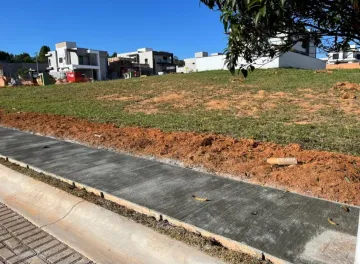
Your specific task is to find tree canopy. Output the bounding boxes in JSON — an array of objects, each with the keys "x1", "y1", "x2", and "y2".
[
  {"x1": 0, "y1": 51, "x2": 34, "y2": 63},
  {"x1": 13, "y1": 53, "x2": 34, "y2": 63},
  {"x1": 200, "y1": 0, "x2": 360, "y2": 75},
  {"x1": 38, "y1": 46, "x2": 51, "y2": 63},
  {"x1": 174, "y1": 56, "x2": 185, "y2": 67}
]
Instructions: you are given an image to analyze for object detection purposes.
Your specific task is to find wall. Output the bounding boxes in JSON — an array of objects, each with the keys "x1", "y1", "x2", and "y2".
[
  {"x1": 138, "y1": 52, "x2": 154, "y2": 73},
  {"x1": 56, "y1": 47, "x2": 71, "y2": 70},
  {"x1": 100, "y1": 56, "x2": 108, "y2": 79},
  {"x1": 195, "y1": 55, "x2": 227, "y2": 71},
  {"x1": 69, "y1": 51, "x2": 79, "y2": 65},
  {"x1": 176, "y1": 58, "x2": 196, "y2": 73},
  {"x1": 195, "y1": 55, "x2": 279, "y2": 72},
  {"x1": 0, "y1": 61, "x2": 48, "y2": 77},
  {"x1": 279, "y1": 52, "x2": 326, "y2": 69},
  {"x1": 47, "y1": 51, "x2": 58, "y2": 73},
  {"x1": 326, "y1": 63, "x2": 360, "y2": 69}
]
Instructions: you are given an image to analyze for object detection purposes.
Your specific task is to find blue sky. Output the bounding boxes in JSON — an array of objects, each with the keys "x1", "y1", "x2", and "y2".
[{"x1": 2, "y1": 0, "x2": 227, "y2": 59}]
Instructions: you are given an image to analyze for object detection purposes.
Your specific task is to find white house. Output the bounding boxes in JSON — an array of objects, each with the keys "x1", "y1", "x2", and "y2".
[
  {"x1": 116, "y1": 48, "x2": 176, "y2": 75},
  {"x1": 46, "y1": 42, "x2": 108, "y2": 80},
  {"x1": 327, "y1": 45, "x2": 360, "y2": 64},
  {"x1": 177, "y1": 38, "x2": 325, "y2": 73}
]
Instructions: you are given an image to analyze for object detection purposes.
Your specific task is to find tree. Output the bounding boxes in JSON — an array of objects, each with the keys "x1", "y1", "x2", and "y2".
[
  {"x1": 13, "y1": 53, "x2": 34, "y2": 63},
  {"x1": 0, "y1": 51, "x2": 14, "y2": 62},
  {"x1": 173, "y1": 56, "x2": 185, "y2": 67},
  {"x1": 110, "y1": 52, "x2": 118, "y2": 58},
  {"x1": 38, "y1": 46, "x2": 50, "y2": 63},
  {"x1": 200, "y1": 0, "x2": 360, "y2": 76}
]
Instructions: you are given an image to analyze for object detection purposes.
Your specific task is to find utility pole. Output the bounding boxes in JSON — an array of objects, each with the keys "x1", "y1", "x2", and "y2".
[{"x1": 34, "y1": 52, "x2": 39, "y2": 73}]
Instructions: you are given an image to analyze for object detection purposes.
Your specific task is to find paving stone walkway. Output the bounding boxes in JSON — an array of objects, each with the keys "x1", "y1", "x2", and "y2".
[
  {"x1": 0, "y1": 202, "x2": 93, "y2": 264},
  {"x1": 0, "y1": 126, "x2": 358, "y2": 264}
]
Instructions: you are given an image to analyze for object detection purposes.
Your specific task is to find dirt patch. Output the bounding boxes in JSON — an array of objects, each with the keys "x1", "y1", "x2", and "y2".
[
  {"x1": 125, "y1": 92, "x2": 190, "y2": 114},
  {"x1": 147, "y1": 93, "x2": 185, "y2": 103},
  {"x1": 314, "y1": 70, "x2": 333, "y2": 74},
  {"x1": 205, "y1": 100, "x2": 230, "y2": 110},
  {"x1": 334, "y1": 82, "x2": 360, "y2": 91},
  {"x1": 341, "y1": 92, "x2": 357, "y2": 100},
  {"x1": 271, "y1": 92, "x2": 287, "y2": 97},
  {"x1": 297, "y1": 101, "x2": 325, "y2": 113},
  {"x1": 97, "y1": 94, "x2": 144, "y2": 101},
  {"x1": 1, "y1": 110, "x2": 360, "y2": 206}
]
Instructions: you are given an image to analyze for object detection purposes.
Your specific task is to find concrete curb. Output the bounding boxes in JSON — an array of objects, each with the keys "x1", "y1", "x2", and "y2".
[
  {"x1": 0, "y1": 155, "x2": 291, "y2": 264},
  {"x1": 0, "y1": 162, "x2": 225, "y2": 264}
]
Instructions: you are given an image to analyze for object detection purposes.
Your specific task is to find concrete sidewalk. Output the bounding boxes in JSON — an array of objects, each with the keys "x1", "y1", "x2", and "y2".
[
  {"x1": 0, "y1": 126, "x2": 358, "y2": 264},
  {"x1": 0, "y1": 164, "x2": 223, "y2": 264}
]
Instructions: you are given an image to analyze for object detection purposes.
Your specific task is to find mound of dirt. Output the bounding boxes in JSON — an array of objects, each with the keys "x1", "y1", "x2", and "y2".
[
  {"x1": 334, "y1": 82, "x2": 360, "y2": 91},
  {"x1": 205, "y1": 100, "x2": 230, "y2": 110},
  {"x1": 341, "y1": 92, "x2": 357, "y2": 100},
  {"x1": 1, "y1": 110, "x2": 359, "y2": 205}
]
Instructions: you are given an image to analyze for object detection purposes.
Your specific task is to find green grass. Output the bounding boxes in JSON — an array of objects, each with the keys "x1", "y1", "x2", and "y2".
[{"x1": 1, "y1": 68, "x2": 360, "y2": 156}]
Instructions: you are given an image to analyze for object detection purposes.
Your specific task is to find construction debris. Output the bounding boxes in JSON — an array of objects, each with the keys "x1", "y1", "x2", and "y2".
[
  {"x1": 327, "y1": 218, "x2": 338, "y2": 226},
  {"x1": 266, "y1": 157, "x2": 298, "y2": 165},
  {"x1": 341, "y1": 205, "x2": 350, "y2": 212},
  {"x1": 192, "y1": 195, "x2": 211, "y2": 202}
]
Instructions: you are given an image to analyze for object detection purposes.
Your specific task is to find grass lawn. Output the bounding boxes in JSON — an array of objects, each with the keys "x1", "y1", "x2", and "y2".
[{"x1": 1, "y1": 68, "x2": 360, "y2": 156}]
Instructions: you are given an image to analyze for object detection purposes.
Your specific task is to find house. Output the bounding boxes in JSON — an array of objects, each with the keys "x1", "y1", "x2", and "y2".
[
  {"x1": 46, "y1": 42, "x2": 108, "y2": 80},
  {"x1": 108, "y1": 57, "x2": 151, "y2": 79},
  {"x1": 326, "y1": 45, "x2": 360, "y2": 69},
  {"x1": 116, "y1": 48, "x2": 176, "y2": 75},
  {"x1": 177, "y1": 38, "x2": 325, "y2": 73}
]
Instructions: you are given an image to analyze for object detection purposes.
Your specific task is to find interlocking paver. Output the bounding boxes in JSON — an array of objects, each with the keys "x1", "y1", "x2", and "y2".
[
  {"x1": 3, "y1": 237, "x2": 22, "y2": 250},
  {"x1": 0, "y1": 215, "x2": 22, "y2": 226},
  {"x1": 3, "y1": 218, "x2": 27, "y2": 229},
  {"x1": 0, "y1": 233, "x2": 12, "y2": 243},
  {"x1": 40, "y1": 244, "x2": 67, "y2": 259},
  {"x1": 27, "y1": 236, "x2": 53, "y2": 250},
  {"x1": 56, "y1": 252, "x2": 82, "y2": 264},
  {"x1": 74, "y1": 258, "x2": 92, "y2": 264},
  {"x1": 7, "y1": 250, "x2": 35, "y2": 264},
  {"x1": 17, "y1": 229, "x2": 43, "y2": 241},
  {"x1": 47, "y1": 249, "x2": 74, "y2": 263},
  {"x1": 22, "y1": 232, "x2": 48, "y2": 245},
  {"x1": 33, "y1": 240, "x2": 60, "y2": 255},
  {"x1": 0, "y1": 210, "x2": 12, "y2": 217},
  {"x1": 12, "y1": 225, "x2": 37, "y2": 236},
  {"x1": 8, "y1": 222, "x2": 32, "y2": 233},
  {"x1": 0, "y1": 212, "x2": 17, "y2": 221},
  {"x1": 22, "y1": 256, "x2": 47, "y2": 264},
  {"x1": 0, "y1": 203, "x2": 94, "y2": 264},
  {"x1": 0, "y1": 246, "x2": 15, "y2": 260}
]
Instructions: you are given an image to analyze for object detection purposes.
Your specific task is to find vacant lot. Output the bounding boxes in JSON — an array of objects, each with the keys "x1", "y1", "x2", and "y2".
[
  {"x1": 1, "y1": 69, "x2": 360, "y2": 155},
  {"x1": 1, "y1": 69, "x2": 360, "y2": 205}
]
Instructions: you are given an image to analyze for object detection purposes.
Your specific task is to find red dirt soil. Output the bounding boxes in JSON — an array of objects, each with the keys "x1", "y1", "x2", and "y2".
[{"x1": 1, "y1": 110, "x2": 359, "y2": 205}]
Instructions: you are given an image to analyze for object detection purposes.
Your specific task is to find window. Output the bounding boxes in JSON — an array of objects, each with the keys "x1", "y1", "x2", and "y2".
[
  {"x1": 163, "y1": 56, "x2": 168, "y2": 60},
  {"x1": 79, "y1": 56, "x2": 84, "y2": 65},
  {"x1": 59, "y1": 58, "x2": 63, "y2": 63},
  {"x1": 356, "y1": 54, "x2": 360, "y2": 60},
  {"x1": 48, "y1": 59, "x2": 51, "y2": 66},
  {"x1": 332, "y1": 54, "x2": 339, "y2": 60},
  {"x1": 145, "y1": 58, "x2": 148, "y2": 64}
]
